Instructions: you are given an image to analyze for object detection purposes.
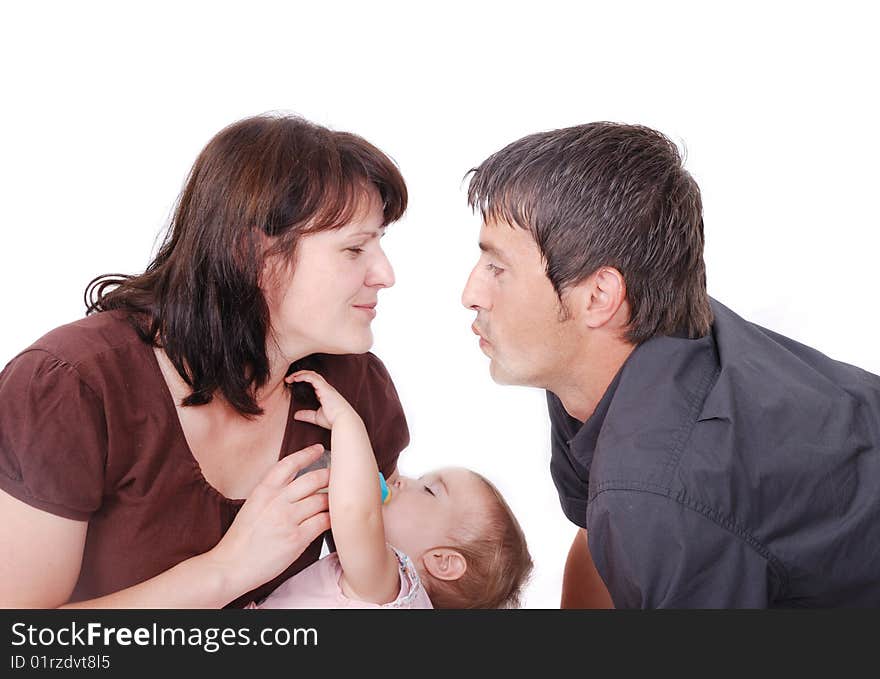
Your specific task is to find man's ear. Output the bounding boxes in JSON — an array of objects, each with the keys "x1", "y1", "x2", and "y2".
[
  {"x1": 568, "y1": 267, "x2": 627, "y2": 330},
  {"x1": 421, "y1": 548, "x2": 467, "y2": 582}
]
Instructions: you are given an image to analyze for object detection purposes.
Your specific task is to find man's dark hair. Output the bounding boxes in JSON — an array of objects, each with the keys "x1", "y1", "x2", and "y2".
[
  {"x1": 86, "y1": 113, "x2": 407, "y2": 416},
  {"x1": 467, "y1": 122, "x2": 712, "y2": 344}
]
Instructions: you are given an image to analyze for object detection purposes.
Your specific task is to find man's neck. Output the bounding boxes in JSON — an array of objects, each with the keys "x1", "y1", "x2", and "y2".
[{"x1": 550, "y1": 337, "x2": 635, "y2": 422}]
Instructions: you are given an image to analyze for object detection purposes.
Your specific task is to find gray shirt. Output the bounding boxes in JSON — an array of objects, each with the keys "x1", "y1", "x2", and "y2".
[{"x1": 549, "y1": 299, "x2": 880, "y2": 607}]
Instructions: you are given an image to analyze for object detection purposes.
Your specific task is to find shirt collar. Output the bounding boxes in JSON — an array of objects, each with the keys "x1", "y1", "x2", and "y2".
[{"x1": 567, "y1": 364, "x2": 625, "y2": 470}]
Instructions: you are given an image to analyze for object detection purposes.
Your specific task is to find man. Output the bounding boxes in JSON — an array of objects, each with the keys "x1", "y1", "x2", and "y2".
[{"x1": 461, "y1": 123, "x2": 880, "y2": 608}]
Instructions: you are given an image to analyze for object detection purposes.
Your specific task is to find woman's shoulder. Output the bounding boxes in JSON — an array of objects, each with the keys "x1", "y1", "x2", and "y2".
[
  {"x1": 19, "y1": 310, "x2": 146, "y2": 367},
  {"x1": 302, "y1": 352, "x2": 409, "y2": 463},
  {"x1": 309, "y1": 352, "x2": 401, "y2": 401},
  {"x1": 6, "y1": 311, "x2": 152, "y2": 392},
  {"x1": 313, "y1": 351, "x2": 393, "y2": 380}
]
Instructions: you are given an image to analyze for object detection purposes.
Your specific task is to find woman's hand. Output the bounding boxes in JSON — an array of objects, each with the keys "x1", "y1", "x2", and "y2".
[
  {"x1": 287, "y1": 370, "x2": 364, "y2": 431},
  {"x1": 0, "y1": 446, "x2": 330, "y2": 608},
  {"x1": 206, "y1": 444, "x2": 331, "y2": 597}
]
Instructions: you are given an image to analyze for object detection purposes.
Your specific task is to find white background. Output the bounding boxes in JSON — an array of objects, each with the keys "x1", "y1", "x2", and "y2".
[{"x1": 2, "y1": 1, "x2": 878, "y2": 608}]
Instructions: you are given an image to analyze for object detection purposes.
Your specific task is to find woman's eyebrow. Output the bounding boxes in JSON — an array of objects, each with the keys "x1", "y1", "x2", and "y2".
[{"x1": 348, "y1": 226, "x2": 386, "y2": 239}]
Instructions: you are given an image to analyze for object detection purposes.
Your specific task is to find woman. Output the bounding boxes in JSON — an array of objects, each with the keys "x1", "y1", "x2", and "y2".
[{"x1": 0, "y1": 114, "x2": 410, "y2": 608}]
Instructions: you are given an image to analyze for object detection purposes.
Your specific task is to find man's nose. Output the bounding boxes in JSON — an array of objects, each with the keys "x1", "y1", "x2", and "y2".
[{"x1": 461, "y1": 264, "x2": 484, "y2": 310}]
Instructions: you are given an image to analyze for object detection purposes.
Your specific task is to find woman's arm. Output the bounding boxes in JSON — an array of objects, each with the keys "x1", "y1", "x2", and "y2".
[
  {"x1": 0, "y1": 490, "x2": 233, "y2": 609},
  {"x1": 0, "y1": 446, "x2": 331, "y2": 608},
  {"x1": 0, "y1": 490, "x2": 87, "y2": 608},
  {"x1": 288, "y1": 371, "x2": 399, "y2": 605}
]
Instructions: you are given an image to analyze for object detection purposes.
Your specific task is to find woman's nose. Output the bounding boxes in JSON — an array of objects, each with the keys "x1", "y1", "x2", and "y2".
[{"x1": 367, "y1": 247, "x2": 395, "y2": 289}]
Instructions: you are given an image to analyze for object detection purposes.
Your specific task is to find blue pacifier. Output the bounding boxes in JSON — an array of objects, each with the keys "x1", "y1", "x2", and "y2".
[{"x1": 378, "y1": 472, "x2": 391, "y2": 504}]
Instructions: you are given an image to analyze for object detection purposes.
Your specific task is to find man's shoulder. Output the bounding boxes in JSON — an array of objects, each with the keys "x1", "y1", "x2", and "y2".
[
  {"x1": 703, "y1": 298, "x2": 880, "y2": 420},
  {"x1": 590, "y1": 327, "x2": 719, "y2": 491}
]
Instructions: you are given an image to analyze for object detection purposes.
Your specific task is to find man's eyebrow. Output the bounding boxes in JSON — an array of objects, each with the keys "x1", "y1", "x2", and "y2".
[{"x1": 478, "y1": 241, "x2": 509, "y2": 263}]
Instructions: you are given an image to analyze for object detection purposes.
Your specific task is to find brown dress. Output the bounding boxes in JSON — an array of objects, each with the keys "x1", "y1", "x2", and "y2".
[{"x1": 0, "y1": 310, "x2": 409, "y2": 607}]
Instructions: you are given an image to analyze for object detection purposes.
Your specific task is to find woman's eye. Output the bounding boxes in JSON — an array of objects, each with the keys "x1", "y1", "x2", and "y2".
[
  {"x1": 423, "y1": 485, "x2": 435, "y2": 496},
  {"x1": 486, "y1": 263, "x2": 504, "y2": 276},
  {"x1": 346, "y1": 247, "x2": 365, "y2": 257}
]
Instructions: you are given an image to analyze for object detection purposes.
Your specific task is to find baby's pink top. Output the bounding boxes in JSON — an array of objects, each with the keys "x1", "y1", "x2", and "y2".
[{"x1": 252, "y1": 547, "x2": 433, "y2": 609}]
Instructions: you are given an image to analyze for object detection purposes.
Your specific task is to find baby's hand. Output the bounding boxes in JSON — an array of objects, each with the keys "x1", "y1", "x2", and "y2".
[{"x1": 287, "y1": 370, "x2": 364, "y2": 430}]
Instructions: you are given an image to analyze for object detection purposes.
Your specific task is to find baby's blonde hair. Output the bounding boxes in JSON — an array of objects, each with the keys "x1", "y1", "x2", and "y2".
[{"x1": 421, "y1": 473, "x2": 533, "y2": 609}]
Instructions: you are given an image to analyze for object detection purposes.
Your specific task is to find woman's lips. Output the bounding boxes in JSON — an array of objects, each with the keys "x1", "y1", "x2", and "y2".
[{"x1": 353, "y1": 303, "x2": 377, "y2": 319}]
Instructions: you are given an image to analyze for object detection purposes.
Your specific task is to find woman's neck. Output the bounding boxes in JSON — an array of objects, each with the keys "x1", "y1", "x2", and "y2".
[{"x1": 154, "y1": 343, "x2": 295, "y2": 418}]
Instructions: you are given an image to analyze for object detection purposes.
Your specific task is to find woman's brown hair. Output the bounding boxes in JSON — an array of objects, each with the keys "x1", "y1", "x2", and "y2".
[{"x1": 85, "y1": 113, "x2": 407, "y2": 415}]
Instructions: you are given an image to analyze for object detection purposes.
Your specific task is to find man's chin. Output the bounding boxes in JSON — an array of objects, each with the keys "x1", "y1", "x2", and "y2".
[
  {"x1": 489, "y1": 359, "x2": 539, "y2": 388},
  {"x1": 488, "y1": 360, "x2": 515, "y2": 386}
]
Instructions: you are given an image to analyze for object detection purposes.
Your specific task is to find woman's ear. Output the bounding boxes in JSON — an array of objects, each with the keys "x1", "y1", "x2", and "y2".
[{"x1": 421, "y1": 548, "x2": 467, "y2": 582}]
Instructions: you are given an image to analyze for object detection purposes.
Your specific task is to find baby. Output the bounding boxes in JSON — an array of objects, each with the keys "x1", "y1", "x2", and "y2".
[{"x1": 251, "y1": 370, "x2": 533, "y2": 609}]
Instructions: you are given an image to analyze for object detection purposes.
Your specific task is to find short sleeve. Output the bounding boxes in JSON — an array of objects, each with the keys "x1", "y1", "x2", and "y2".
[
  {"x1": 0, "y1": 349, "x2": 107, "y2": 520},
  {"x1": 353, "y1": 354, "x2": 410, "y2": 479},
  {"x1": 588, "y1": 489, "x2": 774, "y2": 608},
  {"x1": 384, "y1": 547, "x2": 433, "y2": 609},
  {"x1": 254, "y1": 548, "x2": 432, "y2": 609}
]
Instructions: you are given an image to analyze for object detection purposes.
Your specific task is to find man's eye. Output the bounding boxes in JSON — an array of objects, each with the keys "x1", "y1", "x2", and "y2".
[
  {"x1": 346, "y1": 247, "x2": 365, "y2": 256},
  {"x1": 486, "y1": 263, "x2": 504, "y2": 276}
]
